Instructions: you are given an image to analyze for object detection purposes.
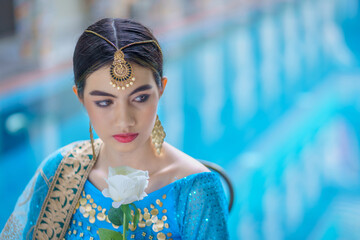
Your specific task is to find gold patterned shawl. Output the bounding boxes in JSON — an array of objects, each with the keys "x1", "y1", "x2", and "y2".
[
  {"x1": 0, "y1": 139, "x2": 102, "y2": 240},
  {"x1": 33, "y1": 140, "x2": 101, "y2": 240}
]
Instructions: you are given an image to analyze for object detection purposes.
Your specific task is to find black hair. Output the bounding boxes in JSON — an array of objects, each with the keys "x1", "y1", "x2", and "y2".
[{"x1": 73, "y1": 18, "x2": 163, "y2": 99}]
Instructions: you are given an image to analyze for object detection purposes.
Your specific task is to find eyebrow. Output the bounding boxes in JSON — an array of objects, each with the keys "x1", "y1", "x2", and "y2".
[
  {"x1": 129, "y1": 84, "x2": 152, "y2": 96},
  {"x1": 89, "y1": 84, "x2": 153, "y2": 98},
  {"x1": 89, "y1": 90, "x2": 116, "y2": 98}
]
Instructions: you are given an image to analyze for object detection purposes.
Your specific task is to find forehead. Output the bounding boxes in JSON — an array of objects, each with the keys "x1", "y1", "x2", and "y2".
[{"x1": 85, "y1": 63, "x2": 156, "y2": 93}]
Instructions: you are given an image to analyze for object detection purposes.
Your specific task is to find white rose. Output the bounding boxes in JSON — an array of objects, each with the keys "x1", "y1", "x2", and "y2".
[{"x1": 102, "y1": 166, "x2": 149, "y2": 208}]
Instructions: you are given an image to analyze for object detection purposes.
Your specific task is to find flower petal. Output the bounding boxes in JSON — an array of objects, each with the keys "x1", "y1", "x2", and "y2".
[
  {"x1": 102, "y1": 188, "x2": 111, "y2": 198},
  {"x1": 104, "y1": 166, "x2": 150, "y2": 205},
  {"x1": 112, "y1": 201, "x2": 122, "y2": 208}
]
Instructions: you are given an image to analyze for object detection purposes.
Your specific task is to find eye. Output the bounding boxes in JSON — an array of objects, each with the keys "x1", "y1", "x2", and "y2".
[
  {"x1": 95, "y1": 100, "x2": 112, "y2": 107},
  {"x1": 134, "y1": 94, "x2": 150, "y2": 103}
]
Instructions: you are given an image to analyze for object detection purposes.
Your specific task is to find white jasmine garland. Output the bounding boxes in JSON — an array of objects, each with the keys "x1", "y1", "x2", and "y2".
[{"x1": 102, "y1": 166, "x2": 149, "y2": 208}]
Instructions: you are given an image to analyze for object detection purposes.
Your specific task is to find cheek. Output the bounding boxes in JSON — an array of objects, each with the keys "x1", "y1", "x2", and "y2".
[
  {"x1": 140, "y1": 101, "x2": 158, "y2": 127},
  {"x1": 84, "y1": 102, "x2": 110, "y2": 133},
  {"x1": 85, "y1": 102, "x2": 98, "y2": 120}
]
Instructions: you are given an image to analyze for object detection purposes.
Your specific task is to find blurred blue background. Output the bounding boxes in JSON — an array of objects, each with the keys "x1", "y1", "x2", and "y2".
[{"x1": 1, "y1": 0, "x2": 360, "y2": 239}]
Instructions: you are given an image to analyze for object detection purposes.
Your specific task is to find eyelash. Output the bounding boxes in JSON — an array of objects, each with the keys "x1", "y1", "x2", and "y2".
[
  {"x1": 95, "y1": 100, "x2": 112, "y2": 107},
  {"x1": 94, "y1": 94, "x2": 150, "y2": 107},
  {"x1": 134, "y1": 94, "x2": 150, "y2": 103}
]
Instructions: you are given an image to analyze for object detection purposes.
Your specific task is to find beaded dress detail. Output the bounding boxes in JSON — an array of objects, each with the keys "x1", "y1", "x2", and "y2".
[{"x1": 65, "y1": 172, "x2": 229, "y2": 240}]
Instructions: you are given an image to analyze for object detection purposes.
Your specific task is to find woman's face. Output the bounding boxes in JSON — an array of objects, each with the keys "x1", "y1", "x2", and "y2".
[{"x1": 80, "y1": 63, "x2": 164, "y2": 153}]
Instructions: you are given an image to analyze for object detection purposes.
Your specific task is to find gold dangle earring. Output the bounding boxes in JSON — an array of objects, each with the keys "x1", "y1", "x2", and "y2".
[
  {"x1": 151, "y1": 115, "x2": 166, "y2": 155},
  {"x1": 89, "y1": 122, "x2": 96, "y2": 160}
]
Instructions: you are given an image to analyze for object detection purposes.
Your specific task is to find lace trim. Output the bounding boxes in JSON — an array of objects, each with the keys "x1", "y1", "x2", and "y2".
[{"x1": 32, "y1": 139, "x2": 101, "y2": 240}]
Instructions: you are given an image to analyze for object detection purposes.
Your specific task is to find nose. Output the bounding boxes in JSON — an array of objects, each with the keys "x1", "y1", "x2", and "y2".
[{"x1": 114, "y1": 102, "x2": 135, "y2": 130}]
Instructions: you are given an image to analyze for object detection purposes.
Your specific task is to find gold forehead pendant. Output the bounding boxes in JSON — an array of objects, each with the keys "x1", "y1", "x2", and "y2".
[
  {"x1": 110, "y1": 49, "x2": 135, "y2": 90},
  {"x1": 84, "y1": 29, "x2": 162, "y2": 90}
]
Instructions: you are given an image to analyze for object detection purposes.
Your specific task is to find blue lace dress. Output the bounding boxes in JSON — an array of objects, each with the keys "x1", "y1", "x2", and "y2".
[{"x1": 65, "y1": 172, "x2": 229, "y2": 240}]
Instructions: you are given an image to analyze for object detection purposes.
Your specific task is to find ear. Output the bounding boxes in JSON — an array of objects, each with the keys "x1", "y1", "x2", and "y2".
[
  {"x1": 159, "y1": 77, "x2": 167, "y2": 97},
  {"x1": 72, "y1": 85, "x2": 84, "y2": 104}
]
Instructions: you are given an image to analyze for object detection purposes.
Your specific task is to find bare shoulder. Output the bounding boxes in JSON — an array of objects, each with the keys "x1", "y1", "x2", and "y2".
[{"x1": 162, "y1": 142, "x2": 210, "y2": 179}]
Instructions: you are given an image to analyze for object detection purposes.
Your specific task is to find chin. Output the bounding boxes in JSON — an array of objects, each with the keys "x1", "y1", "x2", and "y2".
[{"x1": 111, "y1": 140, "x2": 135, "y2": 151}]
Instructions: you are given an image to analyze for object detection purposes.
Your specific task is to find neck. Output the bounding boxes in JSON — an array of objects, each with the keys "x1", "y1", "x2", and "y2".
[{"x1": 97, "y1": 138, "x2": 160, "y2": 175}]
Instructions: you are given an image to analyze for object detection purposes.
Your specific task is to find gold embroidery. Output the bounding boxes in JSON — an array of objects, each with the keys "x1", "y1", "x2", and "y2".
[
  {"x1": 40, "y1": 140, "x2": 173, "y2": 239},
  {"x1": 144, "y1": 212, "x2": 151, "y2": 220},
  {"x1": 150, "y1": 209, "x2": 159, "y2": 215},
  {"x1": 129, "y1": 223, "x2": 137, "y2": 231},
  {"x1": 138, "y1": 221, "x2": 146, "y2": 228},
  {"x1": 0, "y1": 214, "x2": 23, "y2": 239},
  {"x1": 157, "y1": 232, "x2": 166, "y2": 240},
  {"x1": 97, "y1": 211, "x2": 106, "y2": 221},
  {"x1": 74, "y1": 193, "x2": 172, "y2": 236},
  {"x1": 32, "y1": 140, "x2": 101, "y2": 240},
  {"x1": 156, "y1": 199, "x2": 164, "y2": 207},
  {"x1": 80, "y1": 198, "x2": 86, "y2": 205}
]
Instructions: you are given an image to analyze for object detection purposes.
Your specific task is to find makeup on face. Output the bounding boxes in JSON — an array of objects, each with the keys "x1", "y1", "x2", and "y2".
[
  {"x1": 113, "y1": 133, "x2": 139, "y2": 143},
  {"x1": 83, "y1": 65, "x2": 160, "y2": 152},
  {"x1": 89, "y1": 84, "x2": 154, "y2": 107}
]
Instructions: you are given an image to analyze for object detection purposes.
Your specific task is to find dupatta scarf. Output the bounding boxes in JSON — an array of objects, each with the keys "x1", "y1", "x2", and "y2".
[{"x1": 0, "y1": 139, "x2": 102, "y2": 240}]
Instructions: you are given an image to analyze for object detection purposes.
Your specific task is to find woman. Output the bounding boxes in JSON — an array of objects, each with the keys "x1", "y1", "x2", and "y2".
[{"x1": 1, "y1": 18, "x2": 229, "y2": 240}]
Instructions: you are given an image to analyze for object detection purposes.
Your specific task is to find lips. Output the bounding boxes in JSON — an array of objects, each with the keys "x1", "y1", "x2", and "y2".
[{"x1": 113, "y1": 133, "x2": 139, "y2": 143}]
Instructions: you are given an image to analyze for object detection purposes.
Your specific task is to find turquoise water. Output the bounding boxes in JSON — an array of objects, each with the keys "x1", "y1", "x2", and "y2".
[{"x1": 1, "y1": 0, "x2": 360, "y2": 239}]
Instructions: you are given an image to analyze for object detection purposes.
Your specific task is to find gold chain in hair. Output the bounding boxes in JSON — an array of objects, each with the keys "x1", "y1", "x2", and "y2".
[{"x1": 84, "y1": 29, "x2": 162, "y2": 90}]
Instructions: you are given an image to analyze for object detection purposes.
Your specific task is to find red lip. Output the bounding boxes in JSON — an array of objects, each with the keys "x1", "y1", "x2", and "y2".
[{"x1": 113, "y1": 133, "x2": 139, "y2": 143}]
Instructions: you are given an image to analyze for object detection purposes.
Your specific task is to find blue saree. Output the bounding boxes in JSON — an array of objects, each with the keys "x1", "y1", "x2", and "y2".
[{"x1": 0, "y1": 140, "x2": 229, "y2": 240}]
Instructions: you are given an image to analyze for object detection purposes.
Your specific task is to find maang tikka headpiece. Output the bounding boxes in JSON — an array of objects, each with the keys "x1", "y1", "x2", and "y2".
[{"x1": 85, "y1": 29, "x2": 162, "y2": 90}]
